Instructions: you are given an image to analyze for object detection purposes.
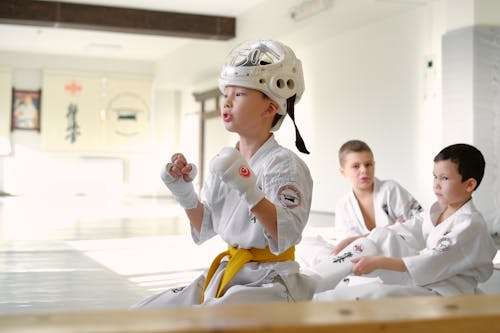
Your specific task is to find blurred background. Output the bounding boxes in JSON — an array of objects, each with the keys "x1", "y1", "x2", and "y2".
[{"x1": 0, "y1": 0, "x2": 499, "y2": 313}]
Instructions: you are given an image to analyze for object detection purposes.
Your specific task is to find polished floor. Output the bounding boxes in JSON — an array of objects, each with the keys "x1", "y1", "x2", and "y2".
[
  {"x1": 0, "y1": 194, "x2": 218, "y2": 313},
  {"x1": 0, "y1": 195, "x2": 498, "y2": 314}
]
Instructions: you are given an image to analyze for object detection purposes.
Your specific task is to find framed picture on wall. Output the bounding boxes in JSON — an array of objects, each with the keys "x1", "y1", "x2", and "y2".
[{"x1": 11, "y1": 88, "x2": 41, "y2": 131}]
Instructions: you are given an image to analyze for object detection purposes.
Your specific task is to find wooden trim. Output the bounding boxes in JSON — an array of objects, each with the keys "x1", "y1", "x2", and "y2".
[
  {"x1": 1, "y1": 294, "x2": 499, "y2": 332},
  {"x1": 193, "y1": 88, "x2": 222, "y2": 102},
  {"x1": 0, "y1": 0, "x2": 235, "y2": 40},
  {"x1": 203, "y1": 110, "x2": 220, "y2": 119},
  {"x1": 193, "y1": 88, "x2": 222, "y2": 190},
  {"x1": 199, "y1": 99, "x2": 206, "y2": 188}
]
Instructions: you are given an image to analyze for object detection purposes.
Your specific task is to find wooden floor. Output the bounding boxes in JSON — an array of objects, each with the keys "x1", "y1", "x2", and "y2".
[
  {"x1": 0, "y1": 195, "x2": 499, "y2": 314},
  {"x1": 0, "y1": 195, "x2": 214, "y2": 313}
]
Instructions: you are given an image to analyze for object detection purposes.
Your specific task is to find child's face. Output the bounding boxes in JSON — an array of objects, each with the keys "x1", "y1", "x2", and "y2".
[
  {"x1": 433, "y1": 160, "x2": 474, "y2": 208},
  {"x1": 221, "y1": 86, "x2": 276, "y2": 135},
  {"x1": 340, "y1": 151, "x2": 375, "y2": 192}
]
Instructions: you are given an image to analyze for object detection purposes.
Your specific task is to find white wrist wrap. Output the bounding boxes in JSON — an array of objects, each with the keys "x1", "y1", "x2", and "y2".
[
  {"x1": 209, "y1": 147, "x2": 265, "y2": 208},
  {"x1": 160, "y1": 164, "x2": 198, "y2": 209}
]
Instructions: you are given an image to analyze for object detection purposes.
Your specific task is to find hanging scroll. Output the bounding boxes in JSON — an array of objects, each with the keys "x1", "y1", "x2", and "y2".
[{"x1": 41, "y1": 70, "x2": 151, "y2": 152}]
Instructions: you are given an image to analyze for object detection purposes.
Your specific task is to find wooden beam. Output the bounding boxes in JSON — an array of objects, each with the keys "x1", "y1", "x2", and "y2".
[
  {"x1": 0, "y1": 0, "x2": 235, "y2": 40},
  {"x1": 193, "y1": 88, "x2": 222, "y2": 102},
  {"x1": 1, "y1": 294, "x2": 500, "y2": 333},
  {"x1": 203, "y1": 110, "x2": 220, "y2": 119},
  {"x1": 193, "y1": 88, "x2": 222, "y2": 191}
]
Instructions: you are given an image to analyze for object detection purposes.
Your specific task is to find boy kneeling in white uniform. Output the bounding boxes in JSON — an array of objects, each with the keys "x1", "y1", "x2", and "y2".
[{"x1": 133, "y1": 40, "x2": 316, "y2": 308}]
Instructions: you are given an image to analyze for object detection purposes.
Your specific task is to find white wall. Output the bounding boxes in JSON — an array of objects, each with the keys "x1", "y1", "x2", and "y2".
[
  {"x1": 439, "y1": 0, "x2": 500, "y2": 232},
  {"x1": 0, "y1": 52, "x2": 173, "y2": 196},
  {"x1": 293, "y1": 8, "x2": 430, "y2": 212},
  {"x1": 1, "y1": 0, "x2": 499, "y2": 232},
  {"x1": 442, "y1": 25, "x2": 500, "y2": 233}
]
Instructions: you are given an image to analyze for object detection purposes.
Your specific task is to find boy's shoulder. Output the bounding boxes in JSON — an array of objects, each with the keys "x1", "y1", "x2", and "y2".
[
  {"x1": 376, "y1": 178, "x2": 416, "y2": 197},
  {"x1": 454, "y1": 199, "x2": 480, "y2": 217},
  {"x1": 376, "y1": 178, "x2": 403, "y2": 190},
  {"x1": 262, "y1": 139, "x2": 308, "y2": 165},
  {"x1": 438, "y1": 199, "x2": 487, "y2": 229},
  {"x1": 459, "y1": 200, "x2": 486, "y2": 223},
  {"x1": 254, "y1": 139, "x2": 311, "y2": 179},
  {"x1": 335, "y1": 190, "x2": 357, "y2": 209}
]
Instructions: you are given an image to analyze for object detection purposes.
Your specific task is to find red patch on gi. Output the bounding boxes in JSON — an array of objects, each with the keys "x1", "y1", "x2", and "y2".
[
  {"x1": 353, "y1": 244, "x2": 364, "y2": 253},
  {"x1": 239, "y1": 166, "x2": 251, "y2": 177}
]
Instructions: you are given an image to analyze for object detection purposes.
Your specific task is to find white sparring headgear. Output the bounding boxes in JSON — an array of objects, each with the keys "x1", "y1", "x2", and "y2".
[{"x1": 219, "y1": 39, "x2": 305, "y2": 132}]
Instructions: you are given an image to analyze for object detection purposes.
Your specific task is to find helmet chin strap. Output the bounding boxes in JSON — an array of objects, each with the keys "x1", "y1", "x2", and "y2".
[{"x1": 286, "y1": 95, "x2": 310, "y2": 154}]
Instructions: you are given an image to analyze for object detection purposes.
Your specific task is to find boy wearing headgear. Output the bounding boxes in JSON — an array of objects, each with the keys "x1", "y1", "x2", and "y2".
[{"x1": 133, "y1": 40, "x2": 315, "y2": 307}]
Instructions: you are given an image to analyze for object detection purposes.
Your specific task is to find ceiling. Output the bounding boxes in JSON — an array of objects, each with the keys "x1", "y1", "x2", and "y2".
[
  {"x1": 0, "y1": 0, "x2": 267, "y2": 61},
  {"x1": 0, "y1": 0, "x2": 433, "y2": 62}
]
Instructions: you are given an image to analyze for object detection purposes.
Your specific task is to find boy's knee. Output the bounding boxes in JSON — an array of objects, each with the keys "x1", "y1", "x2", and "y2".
[
  {"x1": 368, "y1": 227, "x2": 396, "y2": 243},
  {"x1": 368, "y1": 227, "x2": 420, "y2": 258}
]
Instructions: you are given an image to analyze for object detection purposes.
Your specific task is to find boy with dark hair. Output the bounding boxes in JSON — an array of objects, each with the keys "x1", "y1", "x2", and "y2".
[
  {"x1": 133, "y1": 40, "x2": 315, "y2": 308},
  {"x1": 313, "y1": 143, "x2": 496, "y2": 300}
]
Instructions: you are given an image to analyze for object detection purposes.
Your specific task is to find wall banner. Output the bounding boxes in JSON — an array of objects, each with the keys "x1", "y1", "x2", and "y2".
[{"x1": 41, "y1": 70, "x2": 152, "y2": 152}]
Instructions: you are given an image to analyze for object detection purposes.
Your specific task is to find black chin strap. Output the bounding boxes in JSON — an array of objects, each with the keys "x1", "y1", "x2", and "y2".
[{"x1": 286, "y1": 95, "x2": 310, "y2": 154}]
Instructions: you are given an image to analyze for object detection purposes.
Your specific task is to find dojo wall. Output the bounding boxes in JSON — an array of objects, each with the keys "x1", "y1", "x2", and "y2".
[{"x1": 1, "y1": 0, "x2": 500, "y2": 232}]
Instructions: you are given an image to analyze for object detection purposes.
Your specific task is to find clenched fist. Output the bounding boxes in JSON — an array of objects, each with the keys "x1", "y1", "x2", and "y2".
[{"x1": 161, "y1": 153, "x2": 198, "y2": 209}]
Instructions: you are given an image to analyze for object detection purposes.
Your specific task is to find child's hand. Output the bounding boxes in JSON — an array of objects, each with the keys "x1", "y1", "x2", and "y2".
[
  {"x1": 351, "y1": 256, "x2": 380, "y2": 275},
  {"x1": 161, "y1": 153, "x2": 198, "y2": 209},
  {"x1": 168, "y1": 153, "x2": 196, "y2": 183},
  {"x1": 209, "y1": 147, "x2": 265, "y2": 208}
]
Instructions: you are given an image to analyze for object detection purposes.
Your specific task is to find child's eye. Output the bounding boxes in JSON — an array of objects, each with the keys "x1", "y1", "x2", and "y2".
[{"x1": 235, "y1": 91, "x2": 245, "y2": 96}]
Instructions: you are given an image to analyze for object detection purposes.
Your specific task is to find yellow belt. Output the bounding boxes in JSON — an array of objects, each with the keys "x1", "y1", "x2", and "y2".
[{"x1": 201, "y1": 245, "x2": 295, "y2": 303}]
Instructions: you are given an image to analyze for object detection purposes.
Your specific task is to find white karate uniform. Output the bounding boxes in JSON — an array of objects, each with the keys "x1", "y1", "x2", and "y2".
[
  {"x1": 296, "y1": 179, "x2": 422, "y2": 268},
  {"x1": 335, "y1": 178, "x2": 423, "y2": 239},
  {"x1": 314, "y1": 199, "x2": 497, "y2": 301},
  {"x1": 133, "y1": 135, "x2": 316, "y2": 308}
]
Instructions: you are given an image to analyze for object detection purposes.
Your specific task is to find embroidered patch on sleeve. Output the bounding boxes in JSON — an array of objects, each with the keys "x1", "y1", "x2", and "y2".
[
  {"x1": 434, "y1": 237, "x2": 453, "y2": 252},
  {"x1": 353, "y1": 244, "x2": 364, "y2": 254},
  {"x1": 277, "y1": 184, "x2": 302, "y2": 208}
]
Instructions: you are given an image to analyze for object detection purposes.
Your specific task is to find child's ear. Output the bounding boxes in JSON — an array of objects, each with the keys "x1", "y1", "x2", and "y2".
[
  {"x1": 465, "y1": 178, "x2": 477, "y2": 192},
  {"x1": 264, "y1": 100, "x2": 279, "y2": 117},
  {"x1": 339, "y1": 167, "x2": 345, "y2": 177}
]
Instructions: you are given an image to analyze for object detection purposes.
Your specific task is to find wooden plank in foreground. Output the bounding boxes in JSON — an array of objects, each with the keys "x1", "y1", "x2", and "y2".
[{"x1": 0, "y1": 294, "x2": 499, "y2": 333}]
